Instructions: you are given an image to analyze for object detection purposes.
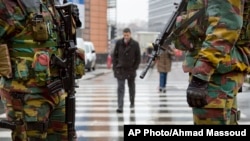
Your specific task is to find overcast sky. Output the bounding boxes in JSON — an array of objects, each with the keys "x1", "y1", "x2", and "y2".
[{"x1": 116, "y1": 0, "x2": 148, "y2": 24}]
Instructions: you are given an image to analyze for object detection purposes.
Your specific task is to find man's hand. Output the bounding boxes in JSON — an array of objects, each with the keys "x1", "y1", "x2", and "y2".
[{"x1": 186, "y1": 76, "x2": 208, "y2": 108}]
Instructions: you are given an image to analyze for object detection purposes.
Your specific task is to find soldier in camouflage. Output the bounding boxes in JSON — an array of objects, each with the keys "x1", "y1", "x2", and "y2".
[
  {"x1": 175, "y1": 0, "x2": 250, "y2": 125},
  {"x1": 0, "y1": 0, "x2": 81, "y2": 140}
]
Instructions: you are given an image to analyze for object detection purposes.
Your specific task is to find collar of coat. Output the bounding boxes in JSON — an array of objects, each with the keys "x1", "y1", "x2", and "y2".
[{"x1": 122, "y1": 38, "x2": 132, "y2": 46}]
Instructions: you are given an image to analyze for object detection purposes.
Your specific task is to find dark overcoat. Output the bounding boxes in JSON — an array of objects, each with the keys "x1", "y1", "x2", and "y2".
[{"x1": 112, "y1": 38, "x2": 141, "y2": 79}]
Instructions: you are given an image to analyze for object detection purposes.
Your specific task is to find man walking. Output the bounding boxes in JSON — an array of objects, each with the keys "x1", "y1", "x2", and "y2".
[{"x1": 112, "y1": 28, "x2": 141, "y2": 113}]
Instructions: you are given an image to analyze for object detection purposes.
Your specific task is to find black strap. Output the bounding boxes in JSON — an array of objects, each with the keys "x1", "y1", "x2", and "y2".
[
  {"x1": 0, "y1": 120, "x2": 16, "y2": 130},
  {"x1": 16, "y1": 0, "x2": 26, "y2": 15},
  {"x1": 26, "y1": 121, "x2": 49, "y2": 132}
]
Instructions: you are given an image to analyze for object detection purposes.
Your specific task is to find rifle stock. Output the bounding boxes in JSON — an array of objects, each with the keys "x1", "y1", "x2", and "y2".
[{"x1": 140, "y1": 0, "x2": 187, "y2": 79}]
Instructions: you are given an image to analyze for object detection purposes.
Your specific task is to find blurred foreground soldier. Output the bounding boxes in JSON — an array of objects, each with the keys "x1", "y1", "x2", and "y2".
[
  {"x1": 112, "y1": 28, "x2": 141, "y2": 113},
  {"x1": 0, "y1": 0, "x2": 82, "y2": 140},
  {"x1": 174, "y1": 0, "x2": 250, "y2": 125}
]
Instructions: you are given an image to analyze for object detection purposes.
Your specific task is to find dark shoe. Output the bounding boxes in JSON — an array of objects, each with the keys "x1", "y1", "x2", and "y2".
[
  {"x1": 130, "y1": 109, "x2": 134, "y2": 113},
  {"x1": 159, "y1": 88, "x2": 162, "y2": 92},
  {"x1": 162, "y1": 89, "x2": 166, "y2": 93},
  {"x1": 130, "y1": 104, "x2": 134, "y2": 108},
  {"x1": 116, "y1": 109, "x2": 123, "y2": 113}
]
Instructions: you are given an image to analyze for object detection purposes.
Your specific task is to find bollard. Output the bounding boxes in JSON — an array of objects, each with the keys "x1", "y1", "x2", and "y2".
[{"x1": 106, "y1": 54, "x2": 112, "y2": 69}]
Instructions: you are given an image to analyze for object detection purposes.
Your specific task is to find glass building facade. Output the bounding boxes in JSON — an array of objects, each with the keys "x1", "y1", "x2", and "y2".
[{"x1": 148, "y1": 0, "x2": 181, "y2": 32}]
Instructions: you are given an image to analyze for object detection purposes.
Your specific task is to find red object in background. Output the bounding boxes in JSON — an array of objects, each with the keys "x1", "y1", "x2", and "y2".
[{"x1": 107, "y1": 54, "x2": 112, "y2": 69}]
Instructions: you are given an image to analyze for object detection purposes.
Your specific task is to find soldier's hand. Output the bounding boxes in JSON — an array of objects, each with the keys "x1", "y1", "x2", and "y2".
[{"x1": 186, "y1": 76, "x2": 208, "y2": 108}]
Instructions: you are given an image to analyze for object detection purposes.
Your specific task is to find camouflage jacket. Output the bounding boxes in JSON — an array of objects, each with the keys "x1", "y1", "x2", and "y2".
[
  {"x1": 175, "y1": 0, "x2": 250, "y2": 81},
  {"x1": 0, "y1": 0, "x2": 62, "y2": 93}
]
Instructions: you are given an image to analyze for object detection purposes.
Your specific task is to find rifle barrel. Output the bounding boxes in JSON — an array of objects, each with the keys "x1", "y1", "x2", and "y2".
[{"x1": 140, "y1": 0, "x2": 187, "y2": 78}]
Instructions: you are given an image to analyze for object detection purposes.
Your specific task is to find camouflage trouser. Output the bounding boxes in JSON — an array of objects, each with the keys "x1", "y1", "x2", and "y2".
[
  {"x1": 192, "y1": 71, "x2": 246, "y2": 125},
  {"x1": 0, "y1": 89, "x2": 74, "y2": 141}
]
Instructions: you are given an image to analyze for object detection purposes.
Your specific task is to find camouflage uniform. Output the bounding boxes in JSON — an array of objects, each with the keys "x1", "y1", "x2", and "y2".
[
  {"x1": 0, "y1": 0, "x2": 77, "y2": 140},
  {"x1": 175, "y1": 0, "x2": 250, "y2": 124}
]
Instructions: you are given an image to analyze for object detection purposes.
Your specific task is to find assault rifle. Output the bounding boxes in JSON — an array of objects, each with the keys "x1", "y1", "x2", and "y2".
[
  {"x1": 48, "y1": 1, "x2": 81, "y2": 140},
  {"x1": 140, "y1": 0, "x2": 188, "y2": 79}
]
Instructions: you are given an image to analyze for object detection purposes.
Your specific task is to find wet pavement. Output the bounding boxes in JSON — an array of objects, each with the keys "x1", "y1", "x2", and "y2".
[{"x1": 0, "y1": 62, "x2": 250, "y2": 141}]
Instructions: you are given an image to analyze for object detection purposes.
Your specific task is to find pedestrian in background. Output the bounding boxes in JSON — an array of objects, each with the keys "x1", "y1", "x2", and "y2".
[
  {"x1": 174, "y1": 0, "x2": 249, "y2": 125},
  {"x1": 0, "y1": 0, "x2": 82, "y2": 140},
  {"x1": 156, "y1": 45, "x2": 174, "y2": 93},
  {"x1": 112, "y1": 27, "x2": 141, "y2": 113}
]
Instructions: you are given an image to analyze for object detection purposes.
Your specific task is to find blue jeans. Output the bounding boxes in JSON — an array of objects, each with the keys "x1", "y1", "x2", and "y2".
[{"x1": 159, "y1": 72, "x2": 168, "y2": 89}]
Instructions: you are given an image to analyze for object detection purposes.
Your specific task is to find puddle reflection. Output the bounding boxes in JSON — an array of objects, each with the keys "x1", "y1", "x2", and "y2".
[
  {"x1": 157, "y1": 93, "x2": 172, "y2": 122},
  {"x1": 116, "y1": 115, "x2": 124, "y2": 141},
  {"x1": 129, "y1": 109, "x2": 136, "y2": 123},
  {"x1": 158, "y1": 94, "x2": 167, "y2": 108}
]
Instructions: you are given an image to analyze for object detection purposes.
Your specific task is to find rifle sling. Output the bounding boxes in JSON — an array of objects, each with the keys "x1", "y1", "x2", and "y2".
[
  {"x1": 171, "y1": 8, "x2": 205, "y2": 37},
  {"x1": 16, "y1": 0, "x2": 26, "y2": 15}
]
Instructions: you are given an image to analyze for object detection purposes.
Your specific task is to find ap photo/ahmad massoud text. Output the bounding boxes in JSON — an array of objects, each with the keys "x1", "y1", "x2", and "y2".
[{"x1": 124, "y1": 125, "x2": 250, "y2": 139}]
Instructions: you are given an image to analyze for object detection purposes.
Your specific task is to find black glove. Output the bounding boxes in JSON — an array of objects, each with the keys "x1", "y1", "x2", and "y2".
[
  {"x1": 186, "y1": 76, "x2": 208, "y2": 108},
  {"x1": 72, "y1": 4, "x2": 82, "y2": 28}
]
